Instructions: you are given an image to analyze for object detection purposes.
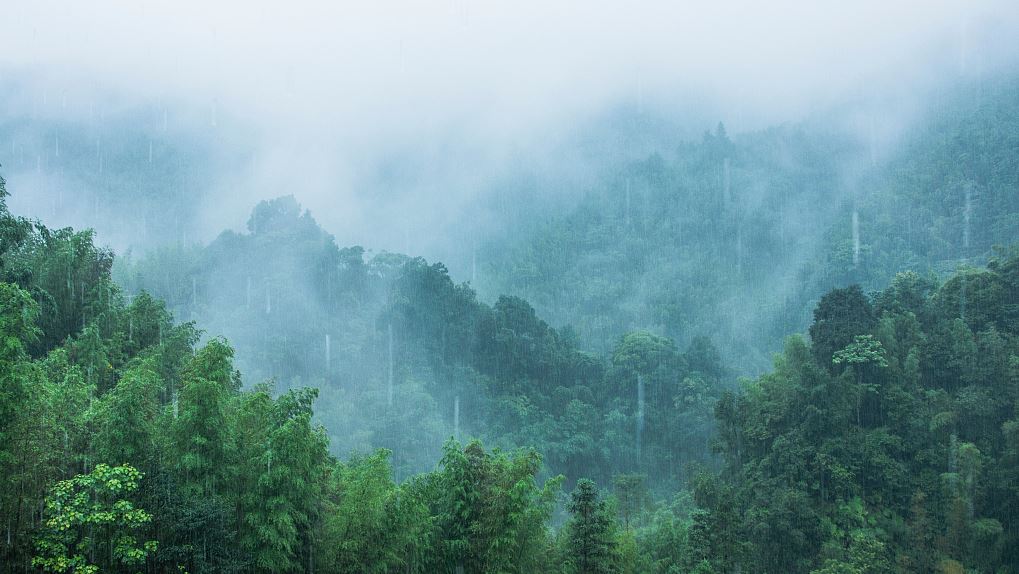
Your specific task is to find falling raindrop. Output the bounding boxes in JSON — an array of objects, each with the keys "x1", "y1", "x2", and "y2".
[
  {"x1": 471, "y1": 242, "x2": 477, "y2": 285},
  {"x1": 453, "y1": 395, "x2": 460, "y2": 439},
  {"x1": 54, "y1": 134, "x2": 59, "y2": 158},
  {"x1": 625, "y1": 178, "x2": 631, "y2": 226},
  {"x1": 325, "y1": 333, "x2": 331, "y2": 371},
  {"x1": 387, "y1": 322, "x2": 394, "y2": 407},
  {"x1": 868, "y1": 116, "x2": 877, "y2": 168},
  {"x1": 265, "y1": 287, "x2": 272, "y2": 314},
  {"x1": 948, "y1": 433, "x2": 958, "y2": 486},
  {"x1": 636, "y1": 374, "x2": 645, "y2": 464},
  {"x1": 736, "y1": 223, "x2": 743, "y2": 277},
  {"x1": 148, "y1": 141, "x2": 153, "y2": 164},
  {"x1": 192, "y1": 276, "x2": 197, "y2": 306},
  {"x1": 172, "y1": 390, "x2": 179, "y2": 419},
  {"x1": 852, "y1": 209, "x2": 860, "y2": 266},
  {"x1": 960, "y1": 272, "x2": 968, "y2": 321},
  {"x1": 722, "y1": 157, "x2": 731, "y2": 204},
  {"x1": 246, "y1": 276, "x2": 252, "y2": 308},
  {"x1": 963, "y1": 184, "x2": 972, "y2": 250}
]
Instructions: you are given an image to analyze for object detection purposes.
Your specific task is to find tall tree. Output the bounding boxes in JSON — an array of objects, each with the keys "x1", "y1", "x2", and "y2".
[
  {"x1": 809, "y1": 285, "x2": 876, "y2": 371},
  {"x1": 564, "y1": 479, "x2": 617, "y2": 574}
]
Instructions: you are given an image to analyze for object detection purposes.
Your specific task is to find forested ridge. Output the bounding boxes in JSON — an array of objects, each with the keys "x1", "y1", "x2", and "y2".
[
  {"x1": 4, "y1": 167, "x2": 1019, "y2": 573},
  {"x1": 112, "y1": 194, "x2": 727, "y2": 486},
  {"x1": 3, "y1": 78, "x2": 1019, "y2": 574},
  {"x1": 476, "y1": 79, "x2": 1019, "y2": 372}
]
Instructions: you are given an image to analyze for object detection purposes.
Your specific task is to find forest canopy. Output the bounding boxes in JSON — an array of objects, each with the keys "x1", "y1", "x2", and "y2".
[
  {"x1": 3, "y1": 116, "x2": 1019, "y2": 573},
  {"x1": 2, "y1": 19, "x2": 1019, "y2": 569}
]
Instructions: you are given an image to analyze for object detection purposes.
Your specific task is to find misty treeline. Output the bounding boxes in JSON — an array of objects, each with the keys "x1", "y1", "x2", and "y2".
[
  {"x1": 0, "y1": 97, "x2": 221, "y2": 252},
  {"x1": 113, "y1": 194, "x2": 725, "y2": 486},
  {"x1": 1, "y1": 76, "x2": 1019, "y2": 574},
  {"x1": 474, "y1": 79, "x2": 1019, "y2": 372},
  {"x1": 0, "y1": 166, "x2": 719, "y2": 573},
  {"x1": 5, "y1": 170, "x2": 1019, "y2": 573}
]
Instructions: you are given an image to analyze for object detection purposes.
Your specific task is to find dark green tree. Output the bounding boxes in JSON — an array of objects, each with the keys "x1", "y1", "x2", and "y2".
[
  {"x1": 809, "y1": 285, "x2": 876, "y2": 371},
  {"x1": 565, "y1": 479, "x2": 618, "y2": 574}
]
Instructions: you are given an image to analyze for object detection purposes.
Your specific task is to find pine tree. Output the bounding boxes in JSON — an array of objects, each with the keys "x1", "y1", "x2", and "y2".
[{"x1": 565, "y1": 479, "x2": 617, "y2": 574}]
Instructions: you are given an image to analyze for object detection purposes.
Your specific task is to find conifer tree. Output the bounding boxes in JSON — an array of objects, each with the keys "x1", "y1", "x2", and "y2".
[{"x1": 565, "y1": 479, "x2": 617, "y2": 574}]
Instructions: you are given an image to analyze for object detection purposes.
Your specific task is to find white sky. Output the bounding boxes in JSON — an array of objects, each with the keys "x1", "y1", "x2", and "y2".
[{"x1": 2, "y1": 0, "x2": 1018, "y2": 253}]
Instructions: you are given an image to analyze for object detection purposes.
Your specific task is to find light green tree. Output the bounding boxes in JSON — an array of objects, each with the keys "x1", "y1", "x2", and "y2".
[
  {"x1": 33, "y1": 464, "x2": 157, "y2": 574},
  {"x1": 833, "y1": 335, "x2": 888, "y2": 425}
]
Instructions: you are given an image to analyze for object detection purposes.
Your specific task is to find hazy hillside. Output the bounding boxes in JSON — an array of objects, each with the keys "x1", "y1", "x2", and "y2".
[
  {"x1": 477, "y1": 78, "x2": 1019, "y2": 372},
  {"x1": 4, "y1": 3, "x2": 1019, "y2": 573}
]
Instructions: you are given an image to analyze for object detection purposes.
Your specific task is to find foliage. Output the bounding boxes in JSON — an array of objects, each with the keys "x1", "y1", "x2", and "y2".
[
  {"x1": 564, "y1": 479, "x2": 618, "y2": 574},
  {"x1": 33, "y1": 464, "x2": 157, "y2": 574},
  {"x1": 4, "y1": 80, "x2": 1019, "y2": 574},
  {"x1": 698, "y1": 252, "x2": 1019, "y2": 572}
]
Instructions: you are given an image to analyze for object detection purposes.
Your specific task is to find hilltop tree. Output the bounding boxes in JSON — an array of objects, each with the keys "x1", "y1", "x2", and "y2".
[{"x1": 809, "y1": 285, "x2": 876, "y2": 371}]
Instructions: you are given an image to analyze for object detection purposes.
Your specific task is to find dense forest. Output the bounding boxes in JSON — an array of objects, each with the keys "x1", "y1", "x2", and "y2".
[
  {"x1": 112, "y1": 194, "x2": 726, "y2": 485},
  {"x1": 4, "y1": 79, "x2": 1019, "y2": 573},
  {"x1": 4, "y1": 20, "x2": 1019, "y2": 569},
  {"x1": 475, "y1": 79, "x2": 1019, "y2": 372},
  {"x1": 7, "y1": 1, "x2": 1019, "y2": 572}
]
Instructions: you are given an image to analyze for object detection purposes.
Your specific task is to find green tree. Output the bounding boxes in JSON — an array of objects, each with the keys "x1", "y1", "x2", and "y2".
[
  {"x1": 809, "y1": 285, "x2": 876, "y2": 371},
  {"x1": 565, "y1": 479, "x2": 617, "y2": 574},
  {"x1": 429, "y1": 439, "x2": 561, "y2": 574},
  {"x1": 832, "y1": 335, "x2": 888, "y2": 426},
  {"x1": 32, "y1": 464, "x2": 157, "y2": 574},
  {"x1": 91, "y1": 361, "x2": 161, "y2": 470},
  {"x1": 612, "y1": 473, "x2": 650, "y2": 529},
  {"x1": 172, "y1": 339, "x2": 238, "y2": 494},
  {"x1": 319, "y1": 450, "x2": 430, "y2": 574},
  {"x1": 241, "y1": 388, "x2": 329, "y2": 573},
  {"x1": 0, "y1": 282, "x2": 44, "y2": 570}
]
